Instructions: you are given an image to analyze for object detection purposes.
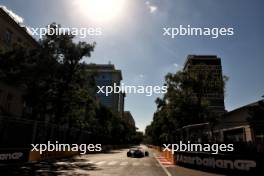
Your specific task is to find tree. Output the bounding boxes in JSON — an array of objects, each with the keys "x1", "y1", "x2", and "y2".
[
  {"x1": 0, "y1": 23, "x2": 96, "y2": 127},
  {"x1": 145, "y1": 66, "x2": 228, "y2": 145},
  {"x1": 0, "y1": 23, "x2": 139, "y2": 145}
]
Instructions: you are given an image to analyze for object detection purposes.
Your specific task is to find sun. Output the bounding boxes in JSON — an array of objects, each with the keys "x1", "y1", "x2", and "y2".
[{"x1": 74, "y1": 0, "x2": 126, "y2": 23}]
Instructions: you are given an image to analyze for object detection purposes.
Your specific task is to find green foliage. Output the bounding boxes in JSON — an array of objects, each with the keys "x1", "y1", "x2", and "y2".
[
  {"x1": 133, "y1": 131, "x2": 144, "y2": 144},
  {"x1": 0, "y1": 23, "x2": 137, "y2": 145},
  {"x1": 145, "y1": 67, "x2": 227, "y2": 145}
]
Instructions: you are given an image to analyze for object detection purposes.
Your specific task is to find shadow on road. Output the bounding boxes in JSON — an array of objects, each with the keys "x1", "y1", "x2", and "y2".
[
  {"x1": 0, "y1": 157, "x2": 99, "y2": 176},
  {"x1": 101, "y1": 149, "x2": 127, "y2": 154}
]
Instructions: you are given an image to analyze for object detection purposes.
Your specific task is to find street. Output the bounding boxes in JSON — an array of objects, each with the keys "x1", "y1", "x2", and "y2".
[{"x1": 0, "y1": 146, "x2": 168, "y2": 176}]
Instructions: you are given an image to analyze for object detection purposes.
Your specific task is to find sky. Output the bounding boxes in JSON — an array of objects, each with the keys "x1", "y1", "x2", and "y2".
[{"x1": 1, "y1": 0, "x2": 263, "y2": 131}]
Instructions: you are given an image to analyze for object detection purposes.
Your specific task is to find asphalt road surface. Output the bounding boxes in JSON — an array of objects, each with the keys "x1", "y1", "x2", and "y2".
[{"x1": 0, "y1": 145, "x2": 168, "y2": 176}]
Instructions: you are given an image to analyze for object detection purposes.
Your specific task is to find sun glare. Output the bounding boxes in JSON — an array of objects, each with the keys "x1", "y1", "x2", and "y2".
[{"x1": 74, "y1": 0, "x2": 126, "y2": 23}]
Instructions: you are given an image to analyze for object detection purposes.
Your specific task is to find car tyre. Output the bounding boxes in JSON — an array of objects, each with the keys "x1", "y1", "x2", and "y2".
[{"x1": 145, "y1": 151, "x2": 149, "y2": 157}]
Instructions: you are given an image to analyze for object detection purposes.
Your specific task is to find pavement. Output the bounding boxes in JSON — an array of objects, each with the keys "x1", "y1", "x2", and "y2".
[{"x1": 0, "y1": 145, "x2": 225, "y2": 176}]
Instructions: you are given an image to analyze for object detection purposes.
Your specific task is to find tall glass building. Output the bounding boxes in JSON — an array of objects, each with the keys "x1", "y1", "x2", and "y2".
[{"x1": 87, "y1": 64, "x2": 125, "y2": 117}]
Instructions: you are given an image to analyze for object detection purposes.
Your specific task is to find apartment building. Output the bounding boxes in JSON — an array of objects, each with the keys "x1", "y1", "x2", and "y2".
[
  {"x1": 183, "y1": 55, "x2": 226, "y2": 114},
  {"x1": 86, "y1": 64, "x2": 125, "y2": 117},
  {"x1": 0, "y1": 7, "x2": 38, "y2": 117}
]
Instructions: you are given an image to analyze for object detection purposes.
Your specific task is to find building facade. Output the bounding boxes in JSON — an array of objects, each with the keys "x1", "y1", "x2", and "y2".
[
  {"x1": 123, "y1": 111, "x2": 135, "y2": 128},
  {"x1": 87, "y1": 64, "x2": 125, "y2": 117},
  {"x1": 214, "y1": 100, "x2": 264, "y2": 143},
  {"x1": 183, "y1": 55, "x2": 226, "y2": 114},
  {"x1": 0, "y1": 7, "x2": 38, "y2": 51},
  {"x1": 182, "y1": 100, "x2": 264, "y2": 145},
  {"x1": 0, "y1": 7, "x2": 38, "y2": 117}
]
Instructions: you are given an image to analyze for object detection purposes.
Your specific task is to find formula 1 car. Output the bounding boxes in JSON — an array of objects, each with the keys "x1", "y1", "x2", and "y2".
[{"x1": 127, "y1": 148, "x2": 149, "y2": 158}]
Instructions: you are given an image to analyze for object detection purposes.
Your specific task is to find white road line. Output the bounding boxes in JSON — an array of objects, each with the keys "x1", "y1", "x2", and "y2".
[
  {"x1": 154, "y1": 154, "x2": 172, "y2": 176},
  {"x1": 120, "y1": 161, "x2": 128, "y2": 166},
  {"x1": 96, "y1": 161, "x2": 106, "y2": 165},
  {"x1": 54, "y1": 162, "x2": 66, "y2": 165},
  {"x1": 108, "y1": 161, "x2": 118, "y2": 165},
  {"x1": 132, "y1": 162, "x2": 140, "y2": 166},
  {"x1": 84, "y1": 161, "x2": 95, "y2": 164}
]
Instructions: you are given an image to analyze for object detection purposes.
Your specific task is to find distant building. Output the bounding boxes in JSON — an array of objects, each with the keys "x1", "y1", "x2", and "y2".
[
  {"x1": 0, "y1": 7, "x2": 38, "y2": 117},
  {"x1": 118, "y1": 92, "x2": 126, "y2": 118},
  {"x1": 181, "y1": 100, "x2": 264, "y2": 145},
  {"x1": 87, "y1": 64, "x2": 125, "y2": 117},
  {"x1": 0, "y1": 7, "x2": 38, "y2": 51},
  {"x1": 183, "y1": 55, "x2": 226, "y2": 114},
  {"x1": 214, "y1": 100, "x2": 264, "y2": 143},
  {"x1": 123, "y1": 111, "x2": 135, "y2": 128}
]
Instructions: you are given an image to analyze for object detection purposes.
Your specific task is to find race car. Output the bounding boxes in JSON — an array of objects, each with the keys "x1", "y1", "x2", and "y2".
[{"x1": 127, "y1": 148, "x2": 149, "y2": 158}]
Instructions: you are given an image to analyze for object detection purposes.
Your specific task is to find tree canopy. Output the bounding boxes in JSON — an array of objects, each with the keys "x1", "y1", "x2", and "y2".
[
  {"x1": 145, "y1": 67, "x2": 228, "y2": 145},
  {"x1": 0, "y1": 23, "x2": 139, "y2": 145}
]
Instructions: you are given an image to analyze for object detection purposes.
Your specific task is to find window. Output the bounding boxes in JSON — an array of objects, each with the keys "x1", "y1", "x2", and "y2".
[
  {"x1": 224, "y1": 128, "x2": 245, "y2": 142},
  {"x1": 4, "y1": 29, "x2": 13, "y2": 45}
]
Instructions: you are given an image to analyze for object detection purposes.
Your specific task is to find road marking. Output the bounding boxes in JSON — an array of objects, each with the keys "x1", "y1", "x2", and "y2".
[
  {"x1": 96, "y1": 161, "x2": 106, "y2": 165},
  {"x1": 120, "y1": 161, "x2": 128, "y2": 166},
  {"x1": 154, "y1": 154, "x2": 172, "y2": 176},
  {"x1": 54, "y1": 162, "x2": 66, "y2": 165},
  {"x1": 132, "y1": 162, "x2": 140, "y2": 166},
  {"x1": 156, "y1": 155, "x2": 175, "y2": 167},
  {"x1": 108, "y1": 161, "x2": 118, "y2": 165}
]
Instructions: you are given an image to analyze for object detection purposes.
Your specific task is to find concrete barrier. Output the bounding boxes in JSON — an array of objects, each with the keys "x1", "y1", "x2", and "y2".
[{"x1": 28, "y1": 150, "x2": 79, "y2": 161}]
